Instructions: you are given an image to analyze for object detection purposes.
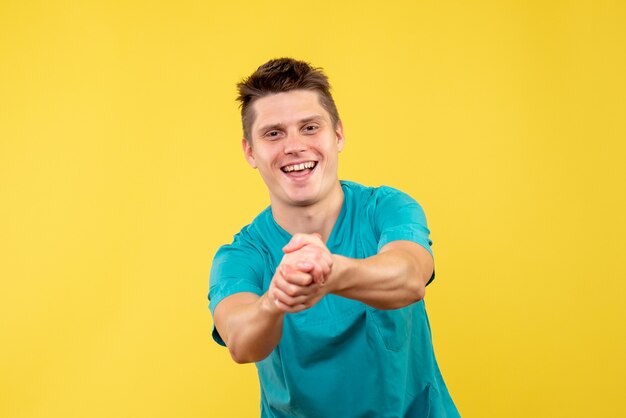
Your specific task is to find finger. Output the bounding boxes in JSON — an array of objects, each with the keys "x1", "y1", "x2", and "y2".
[
  {"x1": 273, "y1": 288, "x2": 311, "y2": 307},
  {"x1": 289, "y1": 249, "x2": 332, "y2": 272},
  {"x1": 304, "y1": 245, "x2": 333, "y2": 269},
  {"x1": 281, "y1": 246, "x2": 333, "y2": 285},
  {"x1": 288, "y1": 261, "x2": 320, "y2": 284},
  {"x1": 276, "y1": 268, "x2": 313, "y2": 290},
  {"x1": 273, "y1": 283, "x2": 325, "y2": 312},
  {"x1": 319, "y1": 259, "x2": 332, "y2": 281},
  {"x1": 311, "y1": 272, "x2": 325, "y2": 285},
  {"x1": 279, "y1": 265, "x2": 314, "y2": 287},
  {"x1": 275, "y1": 279, "x2": 310, "y2": 298},
  {"x1": 287, "y1": 255, "x2": 329, "y2": 285},
  {"x1": 295, "y1": 261, "x2": 314, "y2": 273},
  {"x1": 283, "y1": 233, "x2": 322, "y2": 253},
  {"x1": 274, "y1": 298, "x2": 308, "y2": 314},
  {"x1": 307, "y1": 257, "x2": 332, "y2": 284},
  {"x1": 282, "y1": 234, "x2": 306, "y2": 253}
]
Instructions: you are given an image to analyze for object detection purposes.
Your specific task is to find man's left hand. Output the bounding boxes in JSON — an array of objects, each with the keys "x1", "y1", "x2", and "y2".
[{"x1": 282, "y1": 233, "x2": 333, "y2": 285}]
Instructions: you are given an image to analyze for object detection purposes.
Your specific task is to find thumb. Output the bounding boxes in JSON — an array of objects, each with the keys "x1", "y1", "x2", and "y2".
[{"x1": 283, "y1": 234, "x2": 306, "y2": 253}]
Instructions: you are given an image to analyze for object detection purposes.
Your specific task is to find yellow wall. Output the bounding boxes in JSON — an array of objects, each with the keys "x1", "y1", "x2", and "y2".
[{"x1": 1, "y1": 1, "x2": 624, "y2": 417}]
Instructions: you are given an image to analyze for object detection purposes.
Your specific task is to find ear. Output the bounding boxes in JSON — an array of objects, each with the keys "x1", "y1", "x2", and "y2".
[
  {"x1": 242, "y1": 138, "x2": 257, "y2": 168},
  {"x1": 335, "y1": 120, "x2": 345, "y2": 152}
]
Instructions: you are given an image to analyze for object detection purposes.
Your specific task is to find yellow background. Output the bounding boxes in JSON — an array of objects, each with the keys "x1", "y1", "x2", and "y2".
[{"x1": 1, "y1": 1, "x2": 624, "y2": 417}]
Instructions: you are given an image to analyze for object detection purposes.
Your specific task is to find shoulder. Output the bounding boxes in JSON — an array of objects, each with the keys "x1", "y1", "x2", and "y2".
[
  {"x1": 209, "y1": 208, "x2": 273, "y2": 313},
  {"x1": 340, "y1": 180, "x2": 379, "y2": 204},
  {"x1": 341, "y1": 180, "x2": 422, "y2": 211},
  {"x1": 212, "y1": 207, "x2": 273, "y2": 271},
  {"x1": 374, "y1": 185, "x2": 424, "y2": 211}
]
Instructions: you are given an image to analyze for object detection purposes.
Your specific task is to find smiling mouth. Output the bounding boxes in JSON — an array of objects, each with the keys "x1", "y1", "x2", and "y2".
[{"x1": 281, "y1": 161, "x2": 318, "y2": 173}]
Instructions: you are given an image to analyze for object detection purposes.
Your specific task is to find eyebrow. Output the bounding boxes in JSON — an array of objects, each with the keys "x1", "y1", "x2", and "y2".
[{"x1": 257, "y1": 115, "x2": 324, "y2": 134}]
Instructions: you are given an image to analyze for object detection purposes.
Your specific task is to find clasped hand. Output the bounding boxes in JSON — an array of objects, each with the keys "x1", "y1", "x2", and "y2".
[{"x1": 267, "y1": 233, "x2": 333, "y2": 313}]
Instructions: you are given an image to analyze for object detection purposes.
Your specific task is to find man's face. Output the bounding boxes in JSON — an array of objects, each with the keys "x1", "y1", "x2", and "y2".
[{"x1": 242, "y1": 89, "x2": 344, "y2": 209}]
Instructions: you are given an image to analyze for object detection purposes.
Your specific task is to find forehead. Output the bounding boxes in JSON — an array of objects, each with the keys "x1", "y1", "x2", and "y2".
[{"x1": 251, "y1": 90, "x2": 330, "y2": 131}]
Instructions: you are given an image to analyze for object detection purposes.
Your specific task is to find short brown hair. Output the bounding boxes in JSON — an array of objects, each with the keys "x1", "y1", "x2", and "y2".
[{"x1": 236, "y1": 58, "x2": 340, "y2": 141}]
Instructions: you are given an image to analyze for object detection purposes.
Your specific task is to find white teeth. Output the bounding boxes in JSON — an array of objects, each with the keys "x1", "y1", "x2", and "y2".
[{"x1": 283, "y1": 161, "x2": 316, "y2": 172}]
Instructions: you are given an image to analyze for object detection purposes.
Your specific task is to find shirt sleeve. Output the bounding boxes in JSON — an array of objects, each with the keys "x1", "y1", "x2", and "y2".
[
  {"x1": 208, "y1": 232, "x2": 264, "y2": 346},
  {"x1": 373, "y1": 186, "x2": 435, "y2": 284}
]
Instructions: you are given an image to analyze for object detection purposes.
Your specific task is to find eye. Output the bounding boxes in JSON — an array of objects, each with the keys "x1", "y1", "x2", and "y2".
[
  {"x1": 302, "y1": 124, "x2": 319, "y2": 134},
  {"x1": 264, "y1": 130, "x2": 283, "y2": 140}
]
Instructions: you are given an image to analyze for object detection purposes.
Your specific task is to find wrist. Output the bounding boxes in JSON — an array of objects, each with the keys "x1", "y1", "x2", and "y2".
[
  {"x1": 259, "y1": 292, "x2": 285, "y2": 318},
  {"x1": 326, "y1": 254, "x2": 353, "y2": 294}
]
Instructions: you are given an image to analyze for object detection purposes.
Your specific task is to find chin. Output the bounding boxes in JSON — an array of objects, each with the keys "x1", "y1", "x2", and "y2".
[
  {"x1": 287, "y1": 195, "x2": 316, "y2": 207},
  {"x1": 284, "y1": 190, "x2": 321, "y2": 207}
]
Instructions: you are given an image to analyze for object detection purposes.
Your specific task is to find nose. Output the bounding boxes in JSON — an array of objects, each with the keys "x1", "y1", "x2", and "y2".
[{"x1": 283, "y1": 132, "x2": 308, "y2": 154}]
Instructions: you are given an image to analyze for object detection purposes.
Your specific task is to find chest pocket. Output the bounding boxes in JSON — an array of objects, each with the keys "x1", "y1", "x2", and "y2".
[{"x1": 369, "y1": 304, "x2": 415, "y2": 352}]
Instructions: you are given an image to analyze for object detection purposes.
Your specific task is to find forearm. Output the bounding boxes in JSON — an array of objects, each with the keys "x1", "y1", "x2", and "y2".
[
  {"x1": 215, "y1": 293, "x2": 285, "y2": 364},
  {"x1": 328, "y1": 247, "x2": 430, "y2": 310}
]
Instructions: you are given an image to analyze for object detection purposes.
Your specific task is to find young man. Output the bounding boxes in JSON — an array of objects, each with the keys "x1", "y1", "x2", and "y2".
[{"x1": 209, "y1": 58, "x2": 459, "y2": 417}]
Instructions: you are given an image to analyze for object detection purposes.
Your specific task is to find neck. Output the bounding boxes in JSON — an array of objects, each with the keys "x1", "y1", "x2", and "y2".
[{"x1": 271, "y1": 182, "x2": 344, "y2": 242}]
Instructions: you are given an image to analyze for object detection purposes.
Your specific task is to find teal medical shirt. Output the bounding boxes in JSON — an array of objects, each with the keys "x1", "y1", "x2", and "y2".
[{"x1": 209, "y1": 181, "x2": 459, "y2": 418}]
